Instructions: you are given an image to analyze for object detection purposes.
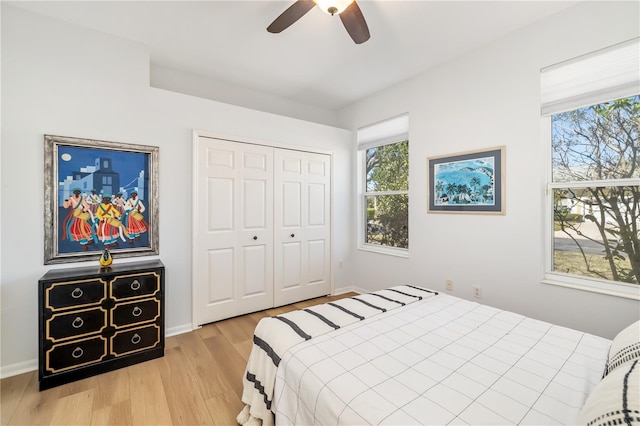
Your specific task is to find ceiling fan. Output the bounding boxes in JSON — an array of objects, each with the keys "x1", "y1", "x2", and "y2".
[{"x1": 267, "y1": 0, "x2": 370, "y2": 44}]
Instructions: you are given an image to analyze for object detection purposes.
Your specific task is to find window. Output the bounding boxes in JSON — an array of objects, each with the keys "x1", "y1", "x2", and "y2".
[
  {"x1": 357, "y1": 114, "x2": 409, "y2": 255},
  {"x1": 541, "y1": 38, "x2": 639, "y2": 299}
]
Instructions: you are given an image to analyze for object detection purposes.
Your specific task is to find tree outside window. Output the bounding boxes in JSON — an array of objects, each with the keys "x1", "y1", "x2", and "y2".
[
  {"x1": 551, "y1": 95, "x2": 639, "y2": 285},
  {"x1": 364, "y1": 140, "x2": 409, "y2": 249}
]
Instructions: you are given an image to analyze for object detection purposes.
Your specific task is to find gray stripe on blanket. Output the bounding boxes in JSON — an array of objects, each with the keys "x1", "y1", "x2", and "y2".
[
  {"x1": 407, "y1": 284, "x2": 439, "y2": 295},
  {"x1": 274, "y1": 316, "x2": 312, "y2": 340},
  {"x1": 253, "y1": 335, "x2": 281, "y2": 366},
  {"x1": 327, "y1": 302, "x2": 365, "y2": 320},
  {"x1": 387, "y1": 288, "x2": 423, "y2": 300},
  {"x1": 245, "y1": 371, "x2": 272, "y2": 410},
  {"x1": 369, "y1": 292, "x2": 406, "y2": 306},
  {"x1": 351, "y1": 297, "x2": 387, "y2": 312},
  {"x1": 304, "y1": 308, "x2": 340, "y2": 330}
]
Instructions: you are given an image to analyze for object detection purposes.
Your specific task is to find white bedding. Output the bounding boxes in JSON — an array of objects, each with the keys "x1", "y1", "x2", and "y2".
[
  {"x1": 238, "y1": 285, "x2": 438, "y2": 425},
  {"x1": 272, "y1": 293, "x2": 611, "y2": 425}
]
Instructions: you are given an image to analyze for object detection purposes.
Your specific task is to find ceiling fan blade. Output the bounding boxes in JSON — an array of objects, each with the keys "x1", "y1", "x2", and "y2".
[
  {"x1": 339, "y1": 1, "x2": 370, "y2": 44},
  {"x1": 267, "y1": 0, "x2": 316, "y2": 33}
]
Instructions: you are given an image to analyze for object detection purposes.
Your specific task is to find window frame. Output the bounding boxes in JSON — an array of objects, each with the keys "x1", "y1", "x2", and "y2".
[
  {"x1": 542, "y1": 115, "x2": 640, "y2": 300},
  {"x1": 357, "y1": 139, "x2": 409, "y2": 258},
  {"x1": 540, "y1": 39, "x2": 639, "y2": 300}
]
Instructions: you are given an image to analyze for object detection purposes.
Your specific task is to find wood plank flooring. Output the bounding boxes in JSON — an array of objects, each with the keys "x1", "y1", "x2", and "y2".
[{"x1": 1, "y1": 292, "x2": 356, "y2": 426}]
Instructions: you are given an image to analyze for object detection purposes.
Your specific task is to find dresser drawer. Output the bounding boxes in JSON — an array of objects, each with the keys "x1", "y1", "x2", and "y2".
[
  {"x1": 111, "y1": 299, "x2": 160, "y2": 328},
  {"x1": 110, "y1": 272, "x2": 160, "y2": 300},
  {"x1": 45, "y1": 279, "x2": 107, "y2": 311},
  {"x1": 111, "y1": 324, "x2": 161, "y2": 356},
  {"x1": 45, "y1": 336, "x2": 108, "y2": 374},
  {"x1": 46, "y1": 308, "x2": 107, "y2": 342}
]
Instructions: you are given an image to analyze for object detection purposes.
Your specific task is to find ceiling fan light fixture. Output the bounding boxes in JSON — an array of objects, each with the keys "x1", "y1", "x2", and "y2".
[
  {"x1": 313, "y1": 0, "x2": 354, "y2": 15},
  {"x1": 267, "y1": 0, "x2": 369, "y2": 44}
]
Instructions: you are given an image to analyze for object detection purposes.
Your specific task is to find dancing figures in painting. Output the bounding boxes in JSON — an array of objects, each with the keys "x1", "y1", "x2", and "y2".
[
  {"x1": 95, "y1": 194, "x2": 130, "y2": 250},
  {"x1": 124, "y1": 190, "x2": 147, "y2": 244},
  {"x1": 61, "y1": 188, "x2": 95, "y2": 251},
  {"x1": 87, "y1": 189, "x2": 100, "y2": 214}
]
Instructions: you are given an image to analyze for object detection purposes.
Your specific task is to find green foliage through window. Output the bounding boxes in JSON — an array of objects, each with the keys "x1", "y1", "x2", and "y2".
[{"x1": 364, "y1": 141, "x2": 409, "y2": 249}]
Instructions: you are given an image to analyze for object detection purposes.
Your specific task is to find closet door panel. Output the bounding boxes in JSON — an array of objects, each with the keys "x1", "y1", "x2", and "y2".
[
  {"x1": 281, "y1": 182, "x2": 302, "y2": 228},
  {"x1": 194, "y1": 143, "x2": 238, "y2": 323},
  {"x1": 206, "y1": 248, "x2": 234, "y2": 303},
  {"x1": 207, "y1": 178, "x2": 234, "y2": 231},
  {"x1": 237, "y1": 149, "x2": 273, "y2": 315},
  {"x1": 242, "y1": 245, "x2": 269, "y2": 297},
  {"x1": 194, "y1": 139, "x2": 273, "y2": 325},
  {"x1": 307, "y1": 239, "x2": 327, "y2": 284},
  {"x1": 307, "y1": 183, "x2": 326, "y2": 226},
  {"x1": 243, "y1": 179, "x2": 267, "y2": 228},
  {"x1": 280, "y1": 242, "x2": 302, "y2": 289},
  {"x1": 303, "y1": 152, "x2": 331, "y2": 300},
  {"x1": 274, "y1": 149, "x2": 331, "y2": 306}
]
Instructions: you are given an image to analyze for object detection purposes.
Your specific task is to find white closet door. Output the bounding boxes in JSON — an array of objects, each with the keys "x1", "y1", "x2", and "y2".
[
  {"x1": 193, "y1": 138, "x2": 274, "y2": 325},
  {"x1": 273, "y1": 149, "x2": 331, "y2": 307}
]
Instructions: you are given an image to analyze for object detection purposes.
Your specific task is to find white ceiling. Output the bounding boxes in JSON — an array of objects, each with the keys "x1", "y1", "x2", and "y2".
[{"x1": 8, "y1": 0, "x2": 579, "y2": 112}]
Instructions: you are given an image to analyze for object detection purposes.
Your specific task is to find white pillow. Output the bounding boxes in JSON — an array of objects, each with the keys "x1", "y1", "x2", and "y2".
[
  {"x1": 579, "y1": 360, "x2": 639, "y2": 426},
  {"x1": 604, "y1": 320, "x2": 640, "y2": 377}
]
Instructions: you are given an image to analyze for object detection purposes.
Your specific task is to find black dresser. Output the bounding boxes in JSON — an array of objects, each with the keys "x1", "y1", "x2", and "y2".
[{"x1": 38, "y1": 259, "x2": 164, "y2": 390}]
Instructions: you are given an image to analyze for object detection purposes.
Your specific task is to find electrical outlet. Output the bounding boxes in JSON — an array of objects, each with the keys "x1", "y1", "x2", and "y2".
[
  {"x1": 446, "y1": 280, "x2": 453, "y2": 291},
  {"x1": 339, "y1": 261, "x2": 343, "y2": 269},
  {"x1": 473, "y1": 286, "x2": 481, "y2": 299}
]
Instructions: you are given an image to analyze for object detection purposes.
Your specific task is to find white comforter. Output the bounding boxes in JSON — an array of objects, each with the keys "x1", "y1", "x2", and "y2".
[
  {"x1": 238, "y1": 285, "x2": 438, "y2": 426},
  {"x1": 272, "y1": 294, "x2": 611, "y2": 425}
]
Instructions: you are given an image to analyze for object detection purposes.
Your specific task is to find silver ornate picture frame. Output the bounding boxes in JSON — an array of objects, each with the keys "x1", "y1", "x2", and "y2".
[{"x1": 44, "y1": 135, "x2": 159, "y2": 264}]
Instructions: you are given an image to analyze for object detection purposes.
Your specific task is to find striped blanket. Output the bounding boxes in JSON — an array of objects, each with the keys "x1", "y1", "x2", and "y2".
[{"x1": 236, "y1": 285, "x2": 438, "y2": 426}]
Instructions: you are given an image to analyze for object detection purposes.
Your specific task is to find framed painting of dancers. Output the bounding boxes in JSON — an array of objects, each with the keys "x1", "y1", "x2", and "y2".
[{"x1": 44, "y1": 135, "x2": 159, "y2": 264}]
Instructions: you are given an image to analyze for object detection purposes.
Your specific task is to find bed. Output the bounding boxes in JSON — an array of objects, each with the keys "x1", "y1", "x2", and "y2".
[{"x1": 237, "y1": 285, "x2": 640, "y2": 426}]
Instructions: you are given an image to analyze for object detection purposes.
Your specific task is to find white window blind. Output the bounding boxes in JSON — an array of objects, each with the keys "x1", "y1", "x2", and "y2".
[
  {"x1": 541, "y1": 37, "x2": 640, "y2": 116},
  {"x1": 357, "y1": 113, "x2": 409, "y2": 150}
]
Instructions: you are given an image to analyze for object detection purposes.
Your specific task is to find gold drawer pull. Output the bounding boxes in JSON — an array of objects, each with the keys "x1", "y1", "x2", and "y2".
[
  {"x1": 131, "y1": 333, "x2": 141, "y2": 345},
  {"x1": 71, "y1": 347, "x2": 84, "y2": 359},
  {"x1": 130, "y1": 280, "x2": 141, "y2": 291},
  {"x1": 71, "y1": 288, "x2": 83, "y2": 299},
  {"x1": 132, "y1": 306, "x2": 143, "y2": 317},
  {"x1": 72, "y1": 317, "x2": 84, "y2": 329}
]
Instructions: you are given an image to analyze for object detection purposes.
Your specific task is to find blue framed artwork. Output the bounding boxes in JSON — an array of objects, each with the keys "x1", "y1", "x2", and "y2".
[
  {"x1": 44, "y1": 135, "x2": 159, "y2": 264},
  {"x1": 428, "y1": 146, "x2": 505, "y2": 214}
]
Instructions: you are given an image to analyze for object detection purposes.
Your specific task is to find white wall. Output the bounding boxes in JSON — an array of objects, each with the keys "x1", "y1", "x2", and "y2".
[
  {"x1": 337, "y1": 1, "x2": 640, "y2": 339},
  {"x1": 0, "y1": 5, "x2": 353, "y2": 377},
  {"x1": 150, "y1": 65, "x2": 340, "y2": 127}
]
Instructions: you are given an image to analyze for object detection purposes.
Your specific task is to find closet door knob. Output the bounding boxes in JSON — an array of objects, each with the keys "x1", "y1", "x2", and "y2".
[
  {"x1": 253, "y1": 236, "x2": 258, "y2": 240},
  {"x1": 290, "y1": 234, "x2": 295, "y2": 238}
]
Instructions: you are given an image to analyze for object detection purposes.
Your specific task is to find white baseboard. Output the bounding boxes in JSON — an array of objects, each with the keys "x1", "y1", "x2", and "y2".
[
  {"x1": 333, "y1": 285, "x2": 365, "y2": 295},
  {"x1": 1, "y1": 359, "x2": 37, "y2": 379},
  {"x1": 166, "y1": 323, "x2": 194, "y2": 337}
]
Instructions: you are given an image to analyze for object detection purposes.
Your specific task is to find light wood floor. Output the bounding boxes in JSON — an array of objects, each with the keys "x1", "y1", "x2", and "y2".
[{"x1": 1, "y1": 292, "x2": 356, "y2": 426}]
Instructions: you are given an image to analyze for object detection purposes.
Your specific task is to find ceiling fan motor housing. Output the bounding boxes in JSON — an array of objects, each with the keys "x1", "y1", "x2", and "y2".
[{"x1": 314, "y1": 0, "x2": 355, "y2": 15}]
